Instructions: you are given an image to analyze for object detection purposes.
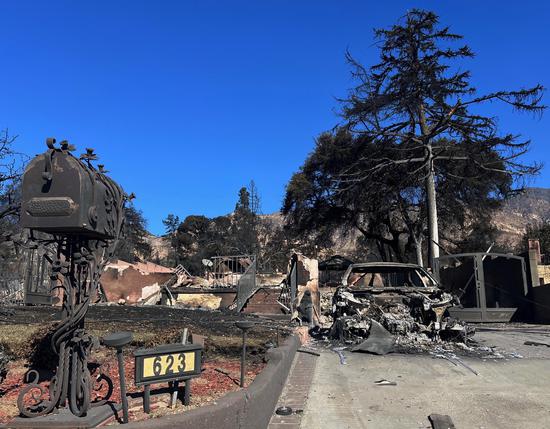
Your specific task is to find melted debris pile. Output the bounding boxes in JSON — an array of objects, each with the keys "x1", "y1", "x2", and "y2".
[{"x1": 315, "y1": 287, "x2": 474, "y2": 354}]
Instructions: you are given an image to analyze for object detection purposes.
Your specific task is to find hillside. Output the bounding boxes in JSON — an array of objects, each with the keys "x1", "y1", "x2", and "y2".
[
  {"x1": 145, "y1": 234, "x2": 170, "y2": 261},
  {"x1": 493, "y1": 187, "x2": 550, "y2": 248},
  {"x1": 144, "y1": 187, "x2": 550, "y2": 263},
  {"x1": 258, "y1": 187, "x2": 550, "y2": 255}
]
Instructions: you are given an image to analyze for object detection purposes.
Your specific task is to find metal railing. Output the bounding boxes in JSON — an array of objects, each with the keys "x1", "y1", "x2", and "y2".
[
  {"x1": 210, "y1": 255, "x2": 255, "y2": 287},
  {"x1": 0, "y1": 274, "x2": 24, "y2": 305}
]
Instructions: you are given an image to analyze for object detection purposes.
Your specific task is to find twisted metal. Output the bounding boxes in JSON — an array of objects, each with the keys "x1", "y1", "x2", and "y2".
[{"x1": 17, "y1": 149, "x2": 125, "y2": 418}]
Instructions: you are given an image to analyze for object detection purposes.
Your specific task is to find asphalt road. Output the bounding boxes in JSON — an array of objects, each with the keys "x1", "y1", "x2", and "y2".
[{"x1": 300, "y1": 326, "x2": 550, "y2": 429}]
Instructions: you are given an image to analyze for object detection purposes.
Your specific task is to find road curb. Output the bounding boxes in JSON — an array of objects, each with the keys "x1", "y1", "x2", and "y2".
[{"x1": 126, "y1": 334, "x2": 301, "y2": 429}]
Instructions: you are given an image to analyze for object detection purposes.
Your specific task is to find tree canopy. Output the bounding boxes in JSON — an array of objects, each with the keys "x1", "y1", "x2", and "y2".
[
  {"x1": 165, "y1": 183, "x2": 277, "y2": 274},
  {"x1": 0, "y1": 130, "x2": 26, "y2": 270},
  {"x1": 283, "y1": 9, "x2": 544, "y2": 265},
  {"x1": 0, "y1": 130, "x2": 25, "y2": 225},
  {"x1": 112, "y1": 203, "x2": 152, "y2": 262}
]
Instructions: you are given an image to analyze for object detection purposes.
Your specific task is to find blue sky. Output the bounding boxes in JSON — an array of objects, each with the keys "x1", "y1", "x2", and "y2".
[{"x1": 1, "y1": 1, "x2": 548, "y2": 235}]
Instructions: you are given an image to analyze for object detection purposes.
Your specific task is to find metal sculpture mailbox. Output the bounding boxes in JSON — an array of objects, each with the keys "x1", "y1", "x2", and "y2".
[{"x1": 17, "y1": 138, "x2": 126, "y2": 419}]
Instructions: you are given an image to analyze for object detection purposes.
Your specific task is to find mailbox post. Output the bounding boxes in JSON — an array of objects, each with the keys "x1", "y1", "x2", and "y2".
[{"x1": 16, "y1": 139, "x2": 126, "y2": 421}]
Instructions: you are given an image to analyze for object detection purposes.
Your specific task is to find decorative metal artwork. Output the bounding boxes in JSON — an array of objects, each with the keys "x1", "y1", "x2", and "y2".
[{"x1": 16, "y1": 138, "x2": 127, "y2": 418}]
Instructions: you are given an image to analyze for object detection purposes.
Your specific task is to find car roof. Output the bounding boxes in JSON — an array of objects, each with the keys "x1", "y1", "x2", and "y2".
[{"x1": 347, "y1": 262, "x2": 424, "y2": 269}]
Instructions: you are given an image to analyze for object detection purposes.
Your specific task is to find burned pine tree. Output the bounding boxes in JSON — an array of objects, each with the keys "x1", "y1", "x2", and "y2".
[
  {"x1": 283, "y1": 130, "x2": 425, "y2": 263},
  {"x1": 284, "y1": 9, "x2": 544, "y2": 266},
  {"x1": 339, "y1": 9, "x2": 544, "y2": 267}
]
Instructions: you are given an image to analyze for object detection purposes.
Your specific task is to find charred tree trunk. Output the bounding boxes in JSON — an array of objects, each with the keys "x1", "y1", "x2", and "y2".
[{"x1": 413, "y1": 234, "x2": 424, "y2": 267}]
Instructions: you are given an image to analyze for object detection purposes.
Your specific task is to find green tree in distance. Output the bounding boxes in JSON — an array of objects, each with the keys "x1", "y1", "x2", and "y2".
[
  {"x1": 162, "y1": 213, "x2": 180, "y2": 266},
  {"x1": 230, "y1": 186, "x2": 259, "y2": 255}
]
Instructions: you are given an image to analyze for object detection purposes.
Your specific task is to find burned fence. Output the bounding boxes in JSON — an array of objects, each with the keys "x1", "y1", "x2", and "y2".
[{"x1": 0, "y1": 245, "x2": 52, "y2": 306}]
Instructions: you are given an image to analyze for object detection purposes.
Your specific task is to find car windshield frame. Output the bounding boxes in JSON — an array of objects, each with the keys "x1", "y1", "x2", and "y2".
[{"x1": 345, "y1": 265, "x2": 438, "y2": 288}]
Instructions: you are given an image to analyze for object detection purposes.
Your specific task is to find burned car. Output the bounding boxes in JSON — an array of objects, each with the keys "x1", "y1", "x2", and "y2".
[
  {"x1": 325, "y1": 263, "x2": 472, "y2": 353},
  {"x1": 342, "y1": 263, "x2": 456, "y2": 331}
]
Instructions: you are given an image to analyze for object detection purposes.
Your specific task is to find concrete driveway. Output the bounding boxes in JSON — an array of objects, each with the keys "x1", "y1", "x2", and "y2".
[{"x1": 300, "y1": 325, "x2": 550, "y2": 429}]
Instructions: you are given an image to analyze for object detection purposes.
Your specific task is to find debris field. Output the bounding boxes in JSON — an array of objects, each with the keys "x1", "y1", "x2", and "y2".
[{"x1": 313, "y1": 286, "x2": 520, "y2": 361}]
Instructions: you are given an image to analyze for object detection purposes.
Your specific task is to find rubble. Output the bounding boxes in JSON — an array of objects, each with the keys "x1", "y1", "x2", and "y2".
[
  {"x1": 100, "y1": 259, "x2": 175, "y2": 304},
  {"x1": 524, "y1": 340, "x2": 550, "y2": 348},
  {"x1": 308, "y1": 263, "x2": 521, "y2": 357},
  {"x1": 297, "y1": 348, "x2": 321, "y2": 356},
  {"x1": 315, "y1": 279, "x2": 527, "y2": 360},
  {"x1": 351, "y1": 320, "x2": 394, "y2": 355},
  {"x1": 320, "y1": 284, "x2": 473, "y2": 354},
  {"x1": 99, "y1": 260, "x2": 229, "y2": 308},
  {"x1": 431, "y1": 350, "x2": 479, "y2": 375},
  {"x1": 287, "y1": 254, "x2": 321, "y2": 326},
  {"x1": 176, "y1": 293, "x2": 223, "y2": 310},
  {"x1": 332, "y1": 347, "x2": 347, "y2": 365}
]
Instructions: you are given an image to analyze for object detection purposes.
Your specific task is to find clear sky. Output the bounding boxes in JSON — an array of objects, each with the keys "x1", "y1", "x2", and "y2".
[{"x1": 1, "y1": 1, "x2": 548, "y2": 235}]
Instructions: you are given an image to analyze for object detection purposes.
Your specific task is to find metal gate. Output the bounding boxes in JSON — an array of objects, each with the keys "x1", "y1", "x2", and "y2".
[{"x1": 436, "y1": 252, "x2": 528, "y2": 322}]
